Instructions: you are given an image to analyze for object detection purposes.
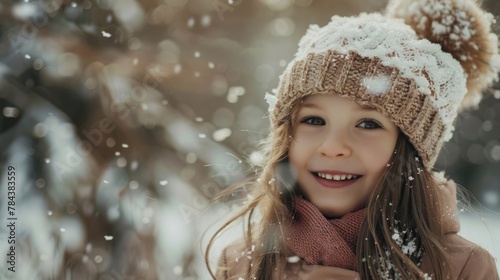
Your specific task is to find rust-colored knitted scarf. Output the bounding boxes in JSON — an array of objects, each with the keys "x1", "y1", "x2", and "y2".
[{"x1": 285, "y1": 197, "x2": 365, "y2": 271}]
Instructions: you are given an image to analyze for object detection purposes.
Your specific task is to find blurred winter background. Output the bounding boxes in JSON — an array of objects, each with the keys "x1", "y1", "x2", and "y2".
[{"x1": 0, "y1": 0, "x2": 498, "y2": 279}]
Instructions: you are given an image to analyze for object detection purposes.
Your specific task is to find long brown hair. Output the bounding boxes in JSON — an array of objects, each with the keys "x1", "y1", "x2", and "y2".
[
  {"x1": 357, "y1": 133, "x2": 451, "y2": 279},
  {"x1": 205, "y1": 110, "x2": 452, "y2": 279}
]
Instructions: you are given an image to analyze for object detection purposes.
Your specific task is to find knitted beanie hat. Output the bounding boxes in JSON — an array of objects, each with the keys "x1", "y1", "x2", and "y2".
[{"x1": 265, "y1": 0, "x2": 499, "y2": 168}]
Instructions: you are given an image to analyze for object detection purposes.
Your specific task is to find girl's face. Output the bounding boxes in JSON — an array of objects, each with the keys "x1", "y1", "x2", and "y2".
[{"x1": 289, "y1": 94, "x2": 399, "y2": 218}]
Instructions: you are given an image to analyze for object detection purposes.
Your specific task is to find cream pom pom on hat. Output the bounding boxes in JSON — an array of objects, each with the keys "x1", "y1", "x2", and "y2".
[{"x1": 266, "y1": 0, "x2": 499, "y2": 168}]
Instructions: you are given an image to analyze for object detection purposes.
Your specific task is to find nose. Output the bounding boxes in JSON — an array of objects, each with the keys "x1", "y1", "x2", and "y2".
[{"x1": 318, "y1": 130, "x2": 352, "y2": 158}]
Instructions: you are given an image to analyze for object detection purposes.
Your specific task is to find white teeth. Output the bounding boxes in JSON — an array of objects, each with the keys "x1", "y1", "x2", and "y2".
[{"x1": 317, "y1": 173, "x2": 359, "y2": 181}]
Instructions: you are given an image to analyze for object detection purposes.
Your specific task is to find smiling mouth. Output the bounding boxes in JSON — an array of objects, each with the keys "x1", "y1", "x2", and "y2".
[{"x1": 314, "y1": 172, "x2": 362, "y2": 181}]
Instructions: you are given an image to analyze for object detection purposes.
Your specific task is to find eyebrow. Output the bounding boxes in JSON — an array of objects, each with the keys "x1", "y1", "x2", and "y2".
[{"x1": 357, "y1": 104, "x2": 377, "y2": 111}]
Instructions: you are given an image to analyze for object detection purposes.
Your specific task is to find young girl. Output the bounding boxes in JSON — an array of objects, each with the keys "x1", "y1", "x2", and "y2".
[{"x1": 206, "y1": 0, "x2": 500, "y2": 279}]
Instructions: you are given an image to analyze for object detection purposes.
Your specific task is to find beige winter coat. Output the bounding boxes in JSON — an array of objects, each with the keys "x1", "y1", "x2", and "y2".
[{"x1": 215, "y1": 181, "x2": 499, "y2": 279}]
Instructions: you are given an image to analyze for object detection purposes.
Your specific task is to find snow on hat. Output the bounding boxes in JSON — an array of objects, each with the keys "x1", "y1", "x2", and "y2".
[{"x1": 266, "y1": 0, "x2": 499, "y2": 168}]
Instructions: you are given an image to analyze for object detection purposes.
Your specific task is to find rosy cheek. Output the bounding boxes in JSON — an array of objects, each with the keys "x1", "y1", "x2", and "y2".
[{"x1": 364, "y1": 140, "x2": 394, "y2": 171}]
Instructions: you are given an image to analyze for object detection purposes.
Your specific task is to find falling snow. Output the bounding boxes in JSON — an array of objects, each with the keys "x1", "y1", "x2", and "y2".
[
  {"x1": 227, "y1": 86, "x2": 246, "y2": 103},
  {"x1": 159, "y1": 180, "x2": 168, "y2": 186},
  {"x1": 101, "y1": 31, "x2": 112, "y2": 38},
  {"x1": 287, "y1": 255, "x2": 300, "y2": 263},
  {"x1": 0, "y1": 1, "x2": 498, "y2": 279},
  {"x1": 213, "y1": 128, "x2": 232, "y2": 141}
]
